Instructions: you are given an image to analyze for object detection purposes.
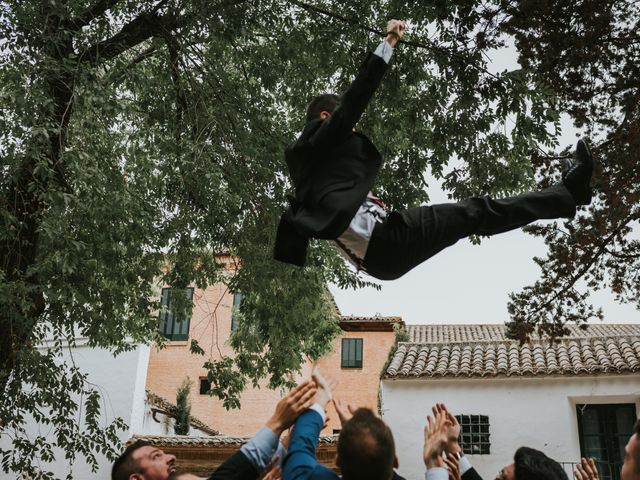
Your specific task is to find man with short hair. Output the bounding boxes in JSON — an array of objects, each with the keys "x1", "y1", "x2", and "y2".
[
  {"x1": 283, "y1": 370, "x2": 404, "y2": 480},
  {"x1": 111, "y1": 381, "x2": 316, "y2": 480},
  {"x1": 274, "y1": 18, "x2": 594, "y2": 281},
  {"x1": 621, "y1": 420, "x2": 640, "y2": 480}
]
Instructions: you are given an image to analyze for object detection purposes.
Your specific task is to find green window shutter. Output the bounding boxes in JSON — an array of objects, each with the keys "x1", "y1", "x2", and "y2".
[
  {"x1": 341, "y1": 338, "x2": 363, "y2": 368},
  {"x1": 158, "y1": 287, "x2": 193, "y2": 341},
  {"x1": 231, "y1": 291, "x2": 243, "y2": 332}
]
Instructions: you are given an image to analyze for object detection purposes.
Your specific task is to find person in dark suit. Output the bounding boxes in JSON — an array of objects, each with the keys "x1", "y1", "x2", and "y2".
[
  {"x1": 423, "y1": 404, "x2": 568, "y2": 480},
  {"x1": 274, "y1": 19, "x2": 594, "y2": 281},
  {"x1": 282, "y1": 369, "x2": 406, "y2": 480},
  {"x1": 111, "y1": 381, "x2": 316, "y2": 480}
]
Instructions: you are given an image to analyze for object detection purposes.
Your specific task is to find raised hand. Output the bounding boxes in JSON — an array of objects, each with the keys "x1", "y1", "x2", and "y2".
[
  {"x1": 312, "y1": 367, "x2": 338, "y2": 410},
  {"x1": 333, "y1": 398, "x2": 356, "y2": 427},
  {"x1": 385, "y1": 19, "x2": 406, "y2": 47},
  {"x1": 433, "y1": 403, "x2": 462, "y2": 454},
  {"x1": 423, "y1": 409, "x2": 449, "y2": 468},
  {"x1": 265, "y1": 380, "x2": 317, "y2": 436},
  {"x1": 444, "y1": 452, "x2": 462, "y2": 480},
  {"x1": 574, "y1": 458, "x2": 599, "y2": 480}
]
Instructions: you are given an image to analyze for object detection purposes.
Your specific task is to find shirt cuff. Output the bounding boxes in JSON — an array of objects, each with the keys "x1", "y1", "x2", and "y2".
[
  {"x1": 459, "y1": 455, "x2": 472, "y2": 475},
  {"x1": 425, "y1": 467, "x2": 449, "y2": 480},
  {"x1": 239, "y1": 426, "x2": 280, "y2": 471},
  {"x1": 373, "y1": 40, "x2": 394, "y2": 64},
  {"x1": 309, "y1": 403, "x2": 326, "y2": 422}
]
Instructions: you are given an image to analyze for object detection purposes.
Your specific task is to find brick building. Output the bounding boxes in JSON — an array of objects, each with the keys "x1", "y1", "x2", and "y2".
[{"x1": 144, "y1": 276, "x2": 403, "y2": 438}]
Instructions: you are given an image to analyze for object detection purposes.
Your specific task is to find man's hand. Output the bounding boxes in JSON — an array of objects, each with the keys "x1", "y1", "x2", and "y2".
[
  {"x1": 258, "y1": 457, "x2": 282, "y2": 480},
  {"x1": 265, "y1": 380, "x2": 317, "y2": 436},
  {"x1": 575, "y1": 458, "x2": 599, "y2": 480},
  {"x1": 444, "y1": 453, "x2": 462, "y2": 480},
  {"x1": 423, "y1": 410, "x2": 450, "y2": 469},
  {"x1": 433, "y1": 403, "x2": 462, "y2": 454},
  {"x1": 312, "y1": 367, "x2": 337, "y2": 410},
  {"x1": 333, "y1": 398, "x2": 356, "y2": 427},
  {"x1": 385, "y1": 19, "x2": 406, "y2": 48}
]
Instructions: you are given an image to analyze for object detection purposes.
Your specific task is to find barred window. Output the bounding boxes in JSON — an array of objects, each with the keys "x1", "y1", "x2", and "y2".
[{"x1": 456, "y1": 414, "x2": 490, "y2": 455}]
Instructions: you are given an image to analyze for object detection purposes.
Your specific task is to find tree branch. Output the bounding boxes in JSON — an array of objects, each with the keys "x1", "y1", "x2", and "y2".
[
  {"x1": 79, "y1": 12, "x2": 181, "y2": 64},
  {"x1": 287, "y1": 0, "x2": 502, "y2": 80},
  {"x1": 65, "y1": 0, "x2": 122, "y2": 30},
  {"x1": 524, "y1": 210, "x2": 640, "y2": 319}
]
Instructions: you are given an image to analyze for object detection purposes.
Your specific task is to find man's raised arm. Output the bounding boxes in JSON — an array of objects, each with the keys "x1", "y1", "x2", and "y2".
[{"x1": 308, "y1": 19, "x2": 406, "y2": 147}]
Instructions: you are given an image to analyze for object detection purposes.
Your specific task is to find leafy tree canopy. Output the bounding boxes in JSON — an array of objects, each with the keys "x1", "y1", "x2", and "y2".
[{"x1": 0, "y1": 0, "x2": 637, "y2": 477}]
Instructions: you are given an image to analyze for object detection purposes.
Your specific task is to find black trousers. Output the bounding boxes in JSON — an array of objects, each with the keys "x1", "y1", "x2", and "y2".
[{"x1": 362, "y1": 183, "x2": 576, "y2": 280}]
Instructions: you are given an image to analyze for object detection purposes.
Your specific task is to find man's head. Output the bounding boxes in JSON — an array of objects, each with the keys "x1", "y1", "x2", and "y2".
[
  {"x1": 111, "y1": 440, "x2": 176, "y2": 480},
  {"x1": 336, "y1": 407, "x2": 398, "y2": 480},
  {"x1": 621, "y1": 419, "x2": 640, "y2": 480},
  {"x1": 495, "y1": 446, "x2": 568, "y2": 480},
  {"x1": 305, "y1": 93, "x2": 340, "y2": 123},
  {"x1": 496, "y1": 447, "x2": 567, "y2": 480}
]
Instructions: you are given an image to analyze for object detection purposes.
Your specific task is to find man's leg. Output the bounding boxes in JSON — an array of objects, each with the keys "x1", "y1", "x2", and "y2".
[
  {"x1": 362, "y1": 183, "x2": 576, "y2": 280},
  {"x1": 362, "y1": 139, "x2": 594, "y2": 280}
]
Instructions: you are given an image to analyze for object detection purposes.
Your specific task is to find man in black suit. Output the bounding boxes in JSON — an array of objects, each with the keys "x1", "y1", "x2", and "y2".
[
  {"x1": 423, "y1": 403, "x2": 568, "y2": 480},
  {"x1": 110, "y1": 381, "x2": 316, "y2": 480},
  {"x1": 274, "y1": 19, "x2": 594, "y2": 280}
]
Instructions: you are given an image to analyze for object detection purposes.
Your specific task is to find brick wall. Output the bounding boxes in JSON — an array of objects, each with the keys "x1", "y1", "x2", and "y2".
[{"x1": 146, "y1": 282, "x2": 398, "y2": 437}]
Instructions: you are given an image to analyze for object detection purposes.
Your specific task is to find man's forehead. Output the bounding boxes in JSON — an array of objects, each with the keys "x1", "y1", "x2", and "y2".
[{"x1": 133, "y1": 445, "x2": 163, "y2": 459}]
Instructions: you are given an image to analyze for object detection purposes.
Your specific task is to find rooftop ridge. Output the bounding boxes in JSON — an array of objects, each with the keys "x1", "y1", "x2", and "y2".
[{"x1": 397, "y1": 333, "x2": 640, "y2": 347}]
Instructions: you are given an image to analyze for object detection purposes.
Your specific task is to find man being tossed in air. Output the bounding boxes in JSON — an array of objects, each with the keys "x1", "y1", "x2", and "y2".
[{"x1": 274, "y1": 19, "x2": 594, "y2": 280}]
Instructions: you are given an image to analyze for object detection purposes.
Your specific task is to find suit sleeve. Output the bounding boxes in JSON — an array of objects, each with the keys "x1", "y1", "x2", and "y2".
[
  {"x1": 307, "y1": 50, "x2": 389, "y2": 148},
  {"x1": 462, "y1": 467, "x2": 484, "y2": 480},
  {"x1": 282, "y1": 409, "x2": 324, "y2": 480},
  {"x1": 207, "y1": 450, "x2": 258, "y2": 480}
]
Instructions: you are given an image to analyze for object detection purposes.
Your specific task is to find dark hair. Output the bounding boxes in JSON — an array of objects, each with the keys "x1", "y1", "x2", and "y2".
[
  {"x1": 337, "y1": 408, "x2": 395, "y2": 480},
  {"x1": 111, "y1": 440, "x2": 151, "y2": 480},
  {"x1": 514, "y1": 446, "x2": 568, "y2": 480},
  {"x1": 634, "y1": 419, "x2": 640, "y2": 474},
  {"x1": 305, "y1": 93, "x2": 341, "y2": 123}
]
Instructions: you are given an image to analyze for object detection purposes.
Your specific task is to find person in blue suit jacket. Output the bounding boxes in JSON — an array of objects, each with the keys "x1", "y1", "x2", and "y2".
[{"x1": 283, "y1": 371, "x2": 405, "y2": 480}]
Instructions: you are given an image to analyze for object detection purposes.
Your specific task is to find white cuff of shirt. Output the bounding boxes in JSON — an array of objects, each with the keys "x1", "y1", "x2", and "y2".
[
  {"x1": 459, "y1": 455, "x2": 472, "y2": 475},
  {"x1": 425, "y1": 467, "x2": 448, "y2": 480},
  {"x1": 373, "y1": 40, "x2": 394, "y2": 64},
  {"x1": 309, "y1": 403, "x2": 326, "y2": 422}
]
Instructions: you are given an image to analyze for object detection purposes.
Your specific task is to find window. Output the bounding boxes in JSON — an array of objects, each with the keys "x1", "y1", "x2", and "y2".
[
  {"x1": 231, "y1": 291, "x2": 244, "y2": 332},
  {"x1": 456, "y1": 414, "x2": 490, "y2": 455},
  {"x1": 341, "y1": 338, "x2": 363, "y2": 368},
  {"x1": 576, "y1": 403, "x2": 636, "y2": 480},
  {"x1": 158, "y1": 287, "x2": 194, "y2": 341},
  {"x1": 199, "y1": 378, "x2": 211, "y2": 395}
]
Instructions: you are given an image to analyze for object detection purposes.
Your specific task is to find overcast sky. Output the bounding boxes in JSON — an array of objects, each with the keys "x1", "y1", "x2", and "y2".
[{"x1": 330, "y1": 44, "x2": 638, "y2": 327}]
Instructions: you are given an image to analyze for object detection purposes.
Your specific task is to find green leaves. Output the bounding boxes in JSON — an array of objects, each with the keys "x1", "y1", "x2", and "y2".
[{"x1": 3, "y1": 0, "x2": 635, "y2": 476}]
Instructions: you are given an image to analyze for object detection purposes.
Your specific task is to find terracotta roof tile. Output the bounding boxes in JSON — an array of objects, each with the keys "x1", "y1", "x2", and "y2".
[
  {"x1": 386, "y1": 324, "x2": 640, "y2": 379},
  {"x1": 407, "y1": 323, "x2": 640, "y2": 343}
]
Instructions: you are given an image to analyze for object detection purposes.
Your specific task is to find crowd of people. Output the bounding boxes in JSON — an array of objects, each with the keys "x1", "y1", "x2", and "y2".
[{"x1": 111, "y1": 369, "x2": 640, "y2": 480}]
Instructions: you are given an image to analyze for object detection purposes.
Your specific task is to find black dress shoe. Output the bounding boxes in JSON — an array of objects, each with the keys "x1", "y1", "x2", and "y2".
[{"x1": 562, "y1": 139, "x2": 594, "y2": 205}]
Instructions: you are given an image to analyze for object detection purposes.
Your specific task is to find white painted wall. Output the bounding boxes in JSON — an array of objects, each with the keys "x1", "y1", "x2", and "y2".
[
  {"x1": 0, "y1": 343, "x2": 150, "y2": 480},
  {"x1": 381, "y1": 375, "x2": 640, "y2": 480}
]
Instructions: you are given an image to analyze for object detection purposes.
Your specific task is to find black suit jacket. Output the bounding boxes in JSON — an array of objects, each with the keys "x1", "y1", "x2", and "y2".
[
  {"x1": 274, "y1": 50, "x2": 389, "y2": 266},
  {"x1": 462, "y1": 466, "x2": 484, "y2": 480},
  {"x1": 207, "y1": 450, "x2": 258, "y2": 480}
]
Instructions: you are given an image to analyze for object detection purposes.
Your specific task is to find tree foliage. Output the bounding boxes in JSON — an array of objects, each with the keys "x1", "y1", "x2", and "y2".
[
  {"x1": 174, "y1": 377, "x2": 192, "y2": 436},
  {"x1": 0, "y1": 0, "x2": 636, "y2": 476}
]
